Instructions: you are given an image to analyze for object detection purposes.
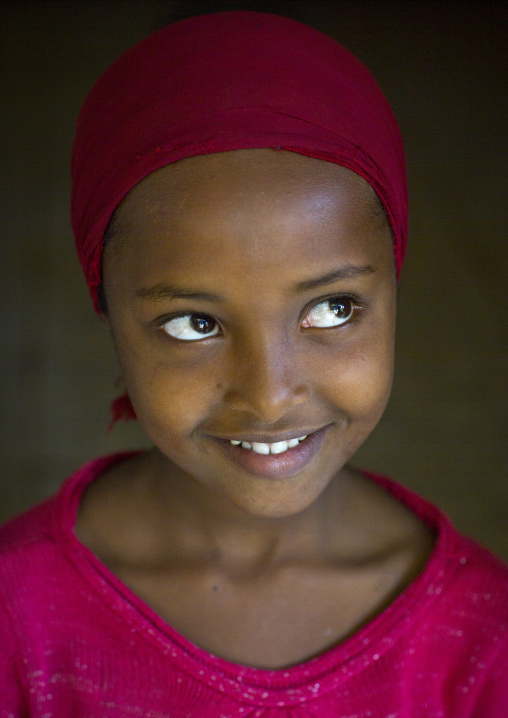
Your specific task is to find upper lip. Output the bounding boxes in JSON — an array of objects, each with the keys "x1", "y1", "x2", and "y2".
[{"x1": 209, "y1": 425, "x2": 330, "y2": 444}]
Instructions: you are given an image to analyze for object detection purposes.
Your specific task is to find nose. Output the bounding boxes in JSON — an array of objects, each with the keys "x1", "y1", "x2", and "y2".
[{"x1": 223, "y1": 331, "x2": 310, "y2": 424}]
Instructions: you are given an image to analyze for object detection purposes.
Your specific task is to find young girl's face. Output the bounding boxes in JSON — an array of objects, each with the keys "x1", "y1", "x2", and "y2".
[{"x1": 102, "y1": 149, "x2": 396, "y2": 518}]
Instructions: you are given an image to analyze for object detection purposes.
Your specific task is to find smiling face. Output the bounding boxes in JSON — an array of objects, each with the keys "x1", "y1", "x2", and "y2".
[{"x1": 101, "y1": 149, "x2": 396, "y2": 518}]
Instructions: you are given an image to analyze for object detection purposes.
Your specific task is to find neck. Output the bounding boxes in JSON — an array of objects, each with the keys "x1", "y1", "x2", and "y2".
[{"x1": 148, "y1": 449, "x2": 355, "y2": 571}]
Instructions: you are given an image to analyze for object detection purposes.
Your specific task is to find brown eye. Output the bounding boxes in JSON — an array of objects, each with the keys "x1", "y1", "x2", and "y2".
[
  {"x1": 302, "y1": 297, "x2": 355, "y2": 328},
  {"x1": 190, "y1": 314, "x2": 216, "y2": 334},
  {"x1": 162, "y1": 313, "x2": 219, "y2": 341}
]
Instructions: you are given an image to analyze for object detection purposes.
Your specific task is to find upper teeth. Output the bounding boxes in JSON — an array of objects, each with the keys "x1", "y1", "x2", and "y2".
[{"x1": 230, "y1": 436, "x2": 307, "y2": 454}]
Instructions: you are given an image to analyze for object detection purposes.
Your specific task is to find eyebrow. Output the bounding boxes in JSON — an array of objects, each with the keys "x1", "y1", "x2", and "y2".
[
  {"x1": 134, "y1": 283, "x2": 223, "y2": 303},
  {"x1": 294, "y1": 264, "x2": 375, "y2": 292},
  {"x1": 134, "y1": 264, "x2": 376, "y2": 304}
]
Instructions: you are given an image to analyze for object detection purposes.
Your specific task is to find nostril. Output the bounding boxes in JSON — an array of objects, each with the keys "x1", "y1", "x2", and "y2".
[{"x1": 224, "y1": 393, "x2": 242, "y2": 411}]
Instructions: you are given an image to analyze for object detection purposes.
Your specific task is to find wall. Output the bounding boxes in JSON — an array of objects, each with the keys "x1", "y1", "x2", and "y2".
[{"x1": 1, "y1": 0, "x2": 507, "y2": 558}]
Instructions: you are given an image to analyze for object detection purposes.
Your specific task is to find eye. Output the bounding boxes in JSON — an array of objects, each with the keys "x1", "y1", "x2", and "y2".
[
  {"x1": 161, "y1": 313, "x2": 220, "y2": 341},
  {"x1": 302, "y1": 296, "x2": 355, "y2": 328}
]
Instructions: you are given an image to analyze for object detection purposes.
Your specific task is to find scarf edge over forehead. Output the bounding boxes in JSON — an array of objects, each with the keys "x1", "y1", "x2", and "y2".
[{"x1": 71, "y1": 10, "x2": 408, "y2": 314}]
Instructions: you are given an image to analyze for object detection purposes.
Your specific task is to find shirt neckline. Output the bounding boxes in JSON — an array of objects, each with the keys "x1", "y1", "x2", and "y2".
[{"x1": 53, "y1": 451, "x2": 464, "y2": 706}]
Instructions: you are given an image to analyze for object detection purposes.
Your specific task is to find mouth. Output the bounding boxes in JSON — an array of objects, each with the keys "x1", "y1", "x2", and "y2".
[
  {"x1": 229, "y1": 435, "x2": 308, "y2": 455},
  {"x1": 211, "y1": 426, "x2": 330, "y2": 479}
]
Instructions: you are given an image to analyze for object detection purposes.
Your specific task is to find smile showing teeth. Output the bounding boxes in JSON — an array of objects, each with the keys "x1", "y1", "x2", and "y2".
[{"x1": 229, "y1": 436, "x2": 308, "y2": 455}]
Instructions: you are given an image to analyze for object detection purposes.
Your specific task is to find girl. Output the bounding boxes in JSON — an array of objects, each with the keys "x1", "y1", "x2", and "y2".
[{"x1": 1, "y1": 11, "x2": 507, "y2": 717}]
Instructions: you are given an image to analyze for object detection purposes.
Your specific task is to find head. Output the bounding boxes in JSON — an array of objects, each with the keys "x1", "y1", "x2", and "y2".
[
  {"x1": 100, "y1": 148, "x2": 396, "y2": 516},
  {"x1": 71, "y1": 12, "x2": 407, "y2": 517}
]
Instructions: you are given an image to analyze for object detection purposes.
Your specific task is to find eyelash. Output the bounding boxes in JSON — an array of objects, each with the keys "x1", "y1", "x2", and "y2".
[{"x1": 157, "y1": 293, "x2": 363, "y2": 342}]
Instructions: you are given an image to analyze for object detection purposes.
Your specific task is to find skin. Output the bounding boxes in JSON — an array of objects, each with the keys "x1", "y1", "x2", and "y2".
[{"x1": 77, "y1": 149, "x2": 433, "y2": 668}]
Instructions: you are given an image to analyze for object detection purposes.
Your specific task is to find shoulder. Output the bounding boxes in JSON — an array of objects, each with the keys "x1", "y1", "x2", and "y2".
[
  {"x1": 425, "y1": 537, "x2": 508, "y2": 713},
  {"x1": 0, "y1": 496, "x2": 67, "y2": 646},
  {"x1": 408, "y1": 489, "x2": 508, "y2": 652},
  {"x1": 0, "y1": 498, "x2": 57, "y2": 573},
  {"x1": 365, "y1": 470, "x2": 508, "y2": 625},
  {"x1": 368, "y1": 474, "x2": 508, "y2": 709},
  {"x1": 435, "y1": 531, "x2": 508, "y2": 631},
  {"x1": 0, "y1": 453, "x2": 113, "y2": 555},
  {"x1": 0, "y1": 453, "x2": 135, "y2": 607}
]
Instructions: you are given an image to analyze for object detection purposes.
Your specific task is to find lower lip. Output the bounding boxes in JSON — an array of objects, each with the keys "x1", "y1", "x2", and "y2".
[{"x1": 213, "y1": 427, "x2": 329, "y2": 479}]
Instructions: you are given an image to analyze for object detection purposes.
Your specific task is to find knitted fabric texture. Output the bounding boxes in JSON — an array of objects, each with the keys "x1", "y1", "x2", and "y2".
[{"x1": 1, "y1": 454, "x2": 508, "y2": 716}]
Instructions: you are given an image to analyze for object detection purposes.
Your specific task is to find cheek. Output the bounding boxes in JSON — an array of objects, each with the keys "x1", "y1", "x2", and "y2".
[
  {"x1": 316, "y1": 317, "x2": 395, "y2": 420},
  {"x1": 113, "y1": 328, "x2": 224, "y2": 438}
]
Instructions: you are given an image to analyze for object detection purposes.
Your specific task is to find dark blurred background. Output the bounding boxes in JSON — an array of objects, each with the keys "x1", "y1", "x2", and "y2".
[{"x1": 1, "y1": 1, "x2": 507, "y2": 558}]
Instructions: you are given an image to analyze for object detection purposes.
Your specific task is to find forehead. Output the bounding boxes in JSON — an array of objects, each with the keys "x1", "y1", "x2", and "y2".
[
  {"x1": 110, "y1": 149, "x2": 387, "y2": 235},
  {"x1": 104, "y1": 149, "x2": 393, "y2": 284}
]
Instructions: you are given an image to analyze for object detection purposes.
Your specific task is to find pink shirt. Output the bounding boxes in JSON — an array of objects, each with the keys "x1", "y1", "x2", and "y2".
[{"x1": 1, "y1": 452, "x2": 508, "y2": 717}]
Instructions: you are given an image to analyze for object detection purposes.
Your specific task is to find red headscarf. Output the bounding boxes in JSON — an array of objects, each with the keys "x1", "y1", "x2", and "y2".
[
  {"x1": 71, "y1": 11, "x2": 408, "y2": 422},
  {"x1": 72, "y1": 11, "x2": 407, "y2": 309}
]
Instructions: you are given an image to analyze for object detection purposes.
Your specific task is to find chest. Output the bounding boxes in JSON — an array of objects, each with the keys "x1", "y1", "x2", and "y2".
[{"x1": 111, "y1": 557, "x2": 412, "y2": 669}]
